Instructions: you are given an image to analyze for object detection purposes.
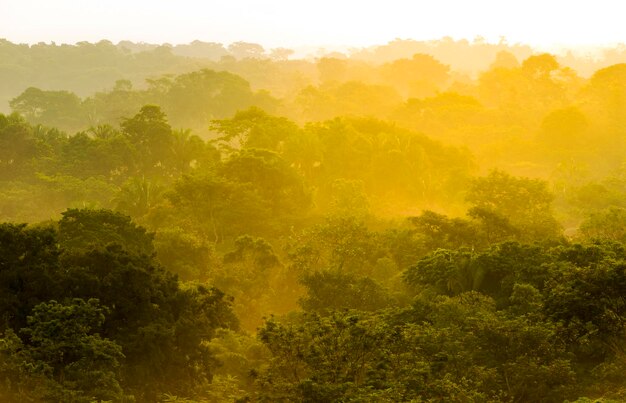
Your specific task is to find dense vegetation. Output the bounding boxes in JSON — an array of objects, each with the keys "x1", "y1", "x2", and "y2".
[{"x1": 2, "y1": 39, "x2": 626, "y2": 402}]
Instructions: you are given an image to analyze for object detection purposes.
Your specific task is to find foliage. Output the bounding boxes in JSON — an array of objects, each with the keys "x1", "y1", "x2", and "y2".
[
  {"x1": 4, "y1": 39, "x2": 626, "y2": 402},
  {"x1": 0, "y1": 212, "x2": 237, "y2": 402}
]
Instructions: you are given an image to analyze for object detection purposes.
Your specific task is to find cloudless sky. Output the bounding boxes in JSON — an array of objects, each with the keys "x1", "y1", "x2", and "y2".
[{"x1": 0, "y1": 0, "x2": 624, "y2": 50}]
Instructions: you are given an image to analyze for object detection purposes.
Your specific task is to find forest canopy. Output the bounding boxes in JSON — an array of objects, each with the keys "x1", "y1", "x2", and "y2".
[{"x1": 2, "y1": 37, "x2": 626, "y2": 402}]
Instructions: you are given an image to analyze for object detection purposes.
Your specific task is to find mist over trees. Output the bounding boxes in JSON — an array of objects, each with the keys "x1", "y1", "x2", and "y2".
[{"x1": 2, "y1": 37, "x2": 626, "y2": 402}]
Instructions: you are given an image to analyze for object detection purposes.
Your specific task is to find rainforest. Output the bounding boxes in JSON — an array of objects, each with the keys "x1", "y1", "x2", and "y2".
[{"x1": 1, "y1": 31, "x2": 626, "y2": 402}]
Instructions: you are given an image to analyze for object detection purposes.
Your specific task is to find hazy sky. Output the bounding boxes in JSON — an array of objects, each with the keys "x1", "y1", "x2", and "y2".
[{"x1": 1, "y1": 0, "x2": 624, "y2": 50}]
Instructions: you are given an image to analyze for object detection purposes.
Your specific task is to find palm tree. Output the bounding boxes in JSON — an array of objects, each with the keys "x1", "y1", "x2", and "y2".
[{"x1": 112, "y1": 177, "x2": 163, "y2": 217}]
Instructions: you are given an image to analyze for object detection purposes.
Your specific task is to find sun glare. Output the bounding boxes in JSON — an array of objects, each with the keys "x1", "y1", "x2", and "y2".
[{"x1": 1, "y1": 0, "x2": 624, "y2": 50}]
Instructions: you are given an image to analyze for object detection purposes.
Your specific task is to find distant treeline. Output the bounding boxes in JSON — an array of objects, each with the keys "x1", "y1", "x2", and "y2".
[{"x1": 3, "y1": 37, "x2": 626, "y2": 114}]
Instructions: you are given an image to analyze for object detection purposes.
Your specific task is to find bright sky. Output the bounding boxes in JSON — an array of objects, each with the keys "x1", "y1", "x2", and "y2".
[{"x1": 0, "y1": 0, "x2": 624, "y2": 50}]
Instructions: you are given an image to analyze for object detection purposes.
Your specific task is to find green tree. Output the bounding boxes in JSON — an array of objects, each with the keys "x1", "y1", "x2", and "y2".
[
  {"x1": 219, "y1": 148, "x2": 311, "y2": 217},
  {"x1": 154, "y1": 227, "x2": 217, "y2": 281},
  {"x1": 163, "y1": 173, "x2": 270, "y2": 242},
  {"x1": 58, "y1": 208, "x2": 155, "y2": 256},
  {"x1": 113, "y1": 177, "x2": 164, "y2": 218},
  {"x1": 299, "y1": 271, "x2": 393, "y2": 313},
  {"x1": 121, "y1": 105, "x2": 173, "y2": 176},
  {"x1": 578, "y1": 207, "x2": 626, "y2": 243},
  {"x1": 60, "y1": 242, "x2": 237, "y2": 400},
  {"x1": 217, "y1": 235, "x2": 286, "y2": 331},
  {"x1": 404, "y1": 248, "x2": 485, "y2": 296},
  {"x1": 210, "y1": 107, "x2": 300, "y2": 152},
  {"x1": 0, "y1": 113, "x2": 38, "y2": 179},
  {"x1": 16, "y1": 299, "x2": 125, "y2": 402},
  {"x1": 10, "y1": 87, "x2": 86, "y2": 131},
  {"x1": 409, "y1": 210, "x2": 480, "y2": 250},
  {"x1": 286, "y1": 216, "x2": 380, "y2": 276},
  {"x1": 0, "y1": 223, "x2": 60, "y2": 332},
  {"x1": 466, "y1": 170, "x2": 561, "y2": 240},
  {"x1": 257, "y1": 311, "x2": 391, "y2": 402},
  {"x1": 162, "y1": 69, "x2": 277, "y2": 131}
]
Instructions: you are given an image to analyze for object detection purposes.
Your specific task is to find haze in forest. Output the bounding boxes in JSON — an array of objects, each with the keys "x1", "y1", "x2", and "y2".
[{"x1": 4, "y1": 2, "x2": 626, "y2": 402}]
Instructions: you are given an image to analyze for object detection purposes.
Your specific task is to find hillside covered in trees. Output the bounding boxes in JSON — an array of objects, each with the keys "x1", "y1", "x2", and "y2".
[{"x1": 2, "y1": 38, "x2": 626, "y2": 402}]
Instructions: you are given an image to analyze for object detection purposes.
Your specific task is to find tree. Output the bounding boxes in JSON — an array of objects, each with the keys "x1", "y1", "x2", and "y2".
[
  {"x1": 60, "y1": 240, "x2": 237, "y2": 400},
  {"x1": 578, "y1": 207, "x2": 626, "y2": 243},
  {"x1": 58, "y1": 130, "x2": 134, "y2": 179},
  {"x1": 409, "y1": 210, "x2": 480, "y2": 250},
  {"x1": 154, "y1": 226, "x2": 217, "y2": 281},
  {"x1": 217, "y1": 235, "x2": 286, "y2": 331},
  {"x1": 170, "y1": 128, "x2": 213, "y2": 175},
  {"x1": 163, "y1": 173, "x2": 270, "y2": 241},
  {"x1": 121, "y1": 105, "x2": 173, "y2": 175},
  {"x1": 584, "y1": 63, "x2": 626, "y2": 137},
  {"x1": 317, "y1": 57, "x2": 348, "y2": 84},
  {"x1": 210, "y1": 107, "x2": 300, "y2": 152},
  {"x1": 10, "y1": 87, "x2": 86, "y2": 131},
  {"x1": 58, "y1": 208, "x2": 154, "y2": 256},
  {"x1": 113, "y1": 177, "x2": 164, "y2": 218},
  {"x1": 404, "y1": 248, "x2": 485, "y2": 296},
  {"x1": 269, "y1": 47, "x2": 294, "y2": 61},
  {"x1": 299, "y1": 271, "x2": 393, "y2": 313},
  {"x1": 466, "y1": 170, "x2": 560, "y2": 240},
  {"x1": 296, "y1": 82, "x2": 402, "y2": 121},
  {"x1": 538, "y1": 106, "x2": 588, "y2": 150},
  {"x1": 0, "y1": 223, "x2": 60, "y2": 332},
  {"x1": 472, "y1": 242, "x2": 553, "y2": 305},
  {"x1": 467, "y1": 206, "x2": 520, "y2": 244},
  {"x1": 380, "y1": 53, "x2": 450, "y2": 97},
  {"x1": 544, "y1": 242, "x2": 626, "y2": 347},
  {"x1": 0, "y1": 113, "x2": 38, "y2": 179},
  {"x1": 326, "y1": 178, "x2": 370, "y2": 217},
  {"x1": 257, "y1": 311, "x2": 391, "y2": 402},
  {"x1": 11, "y1": 299, "x2": 126, "y2": 402},
  {"x1": 478, "y1": 54, "x2": 576, "y2": 116},
  {"x1": 286, "y1": 216, "x2": 380, "y2": 276},
  {"x1": 162, "y1": 69, "x2": 277, "y2": 131},
  {"x1": 219, "y1": 148, "x2": 311, "y2": 217},
  {"x1": 521, "y1": 53, "x2": 560, "y2": 78},
  {"x1": 227, "y1": 42, "x2": 265, "y2": 59},
  {"x1": 490, "y1": 50, "x2": 520, "y2": 69}
]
